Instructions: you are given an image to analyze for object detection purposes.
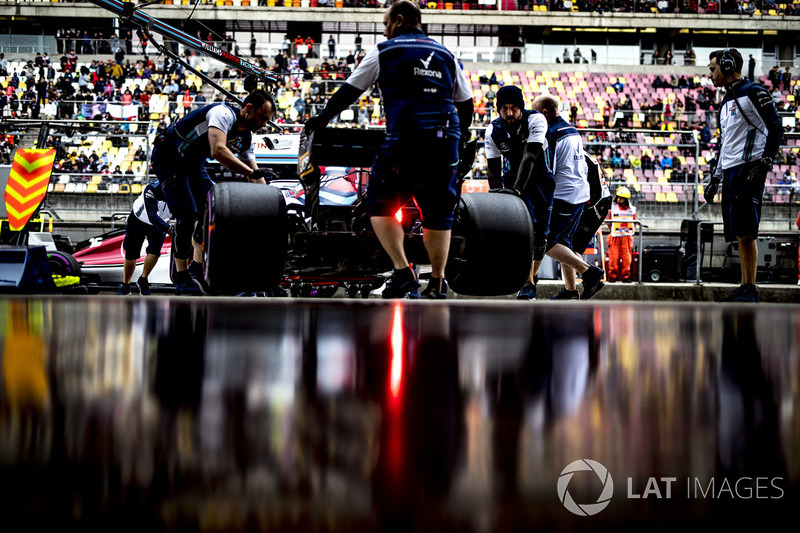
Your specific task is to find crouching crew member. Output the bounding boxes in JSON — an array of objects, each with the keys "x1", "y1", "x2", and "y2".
[
  {"x1": 151, "y1": 90, "x2": 275, "y2": 295},
  {"x1": 484, "y1": 85, "x2": 553, "y2": 300},
  {"x1": 117, "y1": 179, "x2": 173, "y2": 295}
]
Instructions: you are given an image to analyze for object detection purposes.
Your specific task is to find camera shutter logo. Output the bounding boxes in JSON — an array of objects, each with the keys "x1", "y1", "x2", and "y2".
[{"x1": 557, "y1": 459, "x2": 614, "y2": 516}]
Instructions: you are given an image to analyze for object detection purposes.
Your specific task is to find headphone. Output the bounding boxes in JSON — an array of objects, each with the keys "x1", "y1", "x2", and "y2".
[{"x1": 720, "y1": 48, "x2": 737, "y2": 76}]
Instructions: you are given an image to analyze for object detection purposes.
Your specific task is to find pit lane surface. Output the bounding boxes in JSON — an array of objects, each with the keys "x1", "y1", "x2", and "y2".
[{"x1": 1, "y1": 296, "x2": 798, "y2": 532}]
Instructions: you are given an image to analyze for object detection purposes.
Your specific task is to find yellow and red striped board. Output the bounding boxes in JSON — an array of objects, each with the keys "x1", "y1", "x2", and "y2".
[{"x1": 4, "y1": 149, "x2": 55, "y2": 231}]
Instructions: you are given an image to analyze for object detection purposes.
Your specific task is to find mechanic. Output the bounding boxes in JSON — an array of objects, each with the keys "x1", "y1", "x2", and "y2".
[
  {"x1": 531, "y1": 94, "x2": 605, "y2": 300},
  {"x1": 304, "y1": 0, "x2": 473, "y2": 299},
  {"x1": 483, "y1": 85, "x2": 553, "y2": 300},
  {"x1": 116, "y1": 179, "x2": 173, "y2": 296},
  {"x1": 704, "y1": 48, "x2": 782, "y2": 303},
  {"x1": 566, "y1": 150, "x2": 612, "y2": 292},
  {"x1": 150, "y1": 90, "x2": 275, "y2": 295}
]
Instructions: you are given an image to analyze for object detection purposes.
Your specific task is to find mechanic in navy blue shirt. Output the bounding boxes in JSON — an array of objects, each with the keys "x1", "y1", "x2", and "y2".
[
  {"x1": 116, "y1": 179, "x2": 173, "y2": 296},
  {"x1": 304, "y1": 0, "x2": 473, "y2": 299},
  {"x1": 151, "y1": 90, "x2": 275, "y2": 294},
  {"x1": 704, "y1": 48, "x2": 782, "y2": 303},
  {"x1": 532, "y1": 94, "x2": 605, "y2": 301},
  {"x1": 483, "y1": 85, "x2": 554, "y2": 300}
]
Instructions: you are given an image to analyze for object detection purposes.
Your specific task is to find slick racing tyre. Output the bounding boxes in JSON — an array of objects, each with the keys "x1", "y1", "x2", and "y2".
[
  {"x1": 204, "y1": 182, "x2": 288, "y2": 294},
  {"x1": 446, "y1": 192, "x2": 534, "y2": 296},
  {"x1": 47, "y1": 250, "x2": 81, "y2": 277}
]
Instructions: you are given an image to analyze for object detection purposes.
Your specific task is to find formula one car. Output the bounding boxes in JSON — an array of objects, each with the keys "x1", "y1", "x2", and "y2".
[
  {"x1": 71, "y1": 225, "x2": 174, "y2": 291},
  {"x1": 200, "y1": 127, "x2": 535, "y2": 297},
  {"x1": 85, "y1": 0, "x2": 535, "y2": 297}
]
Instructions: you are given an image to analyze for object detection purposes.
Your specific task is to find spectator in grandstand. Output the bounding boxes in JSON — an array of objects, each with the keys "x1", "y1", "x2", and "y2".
[
  {"x1": 778, "y1": 170, "x2": 798, "y2": 199},
  {"x1": 748, "y1": 54, "x2": 756, "y2": 80},
  {"x1": 354, "y1": 33, "x2": 363, "y2": 53},
  {"x1": 602, "y1": 102, "x2": 612, "y2": 128},
  {"x1": 705, "y1": 48, "x2": 783, "y2": 303},
  {"x1": 684, "y1": 48, "x2": 696, "y2": 66},
  {"x1": 611, "y1": 151, "x2": 624, "y2": 169},
  {"x1": 651, "y1": 50, "x2": 660, "y2": 65},
  {"x1": 573, "y1": 48, "x2": 583, "y2": 63},
  {"x1": 328, "y1": 35, "x2": 336, "y2": 59},
  {"x1": 304, "y1": 0, "x2": 473, "y2": 300},
  {"x1": 768, "y1": 65, "x2": 781, "y2": 91},
  {"x1": 771, "y1": 86, "x2": 782, "y2": 105},
  {"x1": 562, "y1": 48, "x2": 571, "y2": 63},
  {"x1": 67, "y1": 49, "x2": 78, "y2": 72},
  {"x1": 606, "y1": 186, "x2": 636, "y2": 283},
  {"x1": 150, "y1": 90, "x2": 276, "y2": 295},
  {"x1": 116, "y1": 179, "x2": 174, "y2": 296},
  {"x1": 532, "y1": 94, "x2": 606, "y2": 300},
  {"x1": 782, "y1": 67, "x2": 792, "y2": 92},
  {"x1": 641, "y1": 151, "x2": 653, "y2": 170}
]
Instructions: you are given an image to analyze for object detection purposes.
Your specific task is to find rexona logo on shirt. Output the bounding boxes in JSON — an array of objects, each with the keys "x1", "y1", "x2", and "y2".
[{"x1": 414, "y1": 51, "x2": 442, "y2": 78}]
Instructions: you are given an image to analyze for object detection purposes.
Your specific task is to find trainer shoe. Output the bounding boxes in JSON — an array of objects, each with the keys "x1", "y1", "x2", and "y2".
[
  {"x1": 717, "y1": 285, "x2": 743, "y2": 302},
  {"x1": 420, "y1": 276, "x2": 448, "y2": 299},
  {"x1": 382, "y1": 266, "x2": 421, "y2": 299},
  {"x1": 551, "y1": 288, "x2": 580, "y2": 300},
  {"x1": 188, "y1": 263, "x2": 210, "y2": 295},
  {"x1": 137, "y1": 276, "x2": 151, "y2": 296},
  {"x1": 116, "y1": 283, "x2": 131, "y2": 295},
  {"x1": 734, "y1": 284, "x2": 760, "y2": 303},
  {"x1": 516, "y1": 281, "x2": 537, "y2": 300},
  {"x1": 580, "y1": 266, "x2": 605, "y2": 300},
  {"x1": 174, "y1": 271, "x2": 201, "y2": 296}
]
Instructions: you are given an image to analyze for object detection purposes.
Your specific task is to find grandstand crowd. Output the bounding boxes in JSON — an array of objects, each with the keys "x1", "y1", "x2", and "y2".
[
  {"x1": 0, "y1": 23, "x2": 797, "y2": 203},
  {"x1": 35, "y1": 0, "x2": 800, "y2": 15}
]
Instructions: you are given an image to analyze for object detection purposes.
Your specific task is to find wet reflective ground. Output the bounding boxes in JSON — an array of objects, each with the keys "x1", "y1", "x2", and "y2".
[{"x1": 1, "y1": 297, "x2": 799, "y2": 532}]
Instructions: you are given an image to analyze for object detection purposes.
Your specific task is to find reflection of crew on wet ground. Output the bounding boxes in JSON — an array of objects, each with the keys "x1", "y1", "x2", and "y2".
[
  {"x1": 717, "y1": 311, "x2": 785, "y2": 481},
  {"x1": 482, "y1": 311, "x2": 598, "y2": 504},
  {"x1": 367, "y1": 305, "x2": 464, "y2": 530},
  {"x1": 2, "y1": 300, "x2": 800, "y2": 531}
]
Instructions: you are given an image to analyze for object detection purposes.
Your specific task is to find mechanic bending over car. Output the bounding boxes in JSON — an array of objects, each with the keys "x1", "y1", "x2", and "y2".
[
  {"x1": 116, "y1": 179, "x2": 173, "y2": 296},
  {"x1": 151, "y1": 90, "x2": 275, "y2": 295},
  {"x1": 304, "y1": 0, "x2": 473, "y2": 299}
]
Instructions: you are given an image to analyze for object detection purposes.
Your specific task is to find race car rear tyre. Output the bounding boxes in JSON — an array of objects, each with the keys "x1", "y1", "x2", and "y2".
[
  {"x1": 204, "y1": 182, "x2": 288, "y2": 294},
  {"x1": 445, "y1": 192, "x2": 534, "y2": 296}
]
